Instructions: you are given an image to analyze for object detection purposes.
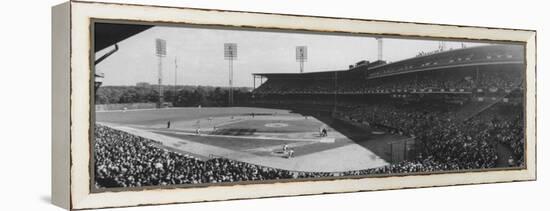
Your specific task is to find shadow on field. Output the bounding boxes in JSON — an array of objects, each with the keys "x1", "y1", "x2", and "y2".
[{"x1": 287, "y1": 108, "x2": 394, "y2": 163}]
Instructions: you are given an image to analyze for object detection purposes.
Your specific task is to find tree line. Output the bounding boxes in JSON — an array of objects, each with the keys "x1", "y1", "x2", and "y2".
[{"x1": 95, "y1": 85, "x2": 252, "y2": 107}]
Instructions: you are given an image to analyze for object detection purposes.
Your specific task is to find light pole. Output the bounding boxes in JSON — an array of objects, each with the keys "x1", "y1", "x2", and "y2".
[
  {"x1": 224, "y1": 43, "x2": 237, "y2": 106},
  {"x1": 296, "y1": 46, "x2": 307, "y2": 73},
  {"x1": 155, "y1": 38, "x2": 167, "y2": 108}
]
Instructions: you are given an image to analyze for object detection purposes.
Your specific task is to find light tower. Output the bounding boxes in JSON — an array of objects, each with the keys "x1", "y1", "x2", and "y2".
[
  {"x1": 296, "y1": 46, "x2": 307, "y2": 73},
  {"x1": 155, "y1": 39, "x2": 167, "y2": 108},
  {"x1": 376, "y1": 37, "x2": 383, "y2": 61},
  {"x1": 174, "y1": 57, "x2": 178, "y2": 104},
  {"x1": 224, "y1": 43, "x2": 237, "y2": 106}
]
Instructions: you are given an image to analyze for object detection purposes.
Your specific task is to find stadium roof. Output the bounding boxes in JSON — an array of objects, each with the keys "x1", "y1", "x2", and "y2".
[
  {"x1": 254, "y1": 44, "x2": 524, "y2": 80},
  {"x1": 94, "y1": 22, "x2": 152, "y2": 52},
  {"x1": 369, "y1": 44, "x2": 522, "y2": 70},
  {"x1": 253, "y1": 69, "x2": 359, "y2": 79}
]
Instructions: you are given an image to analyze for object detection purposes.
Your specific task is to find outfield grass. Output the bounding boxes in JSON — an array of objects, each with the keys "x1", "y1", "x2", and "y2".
[{"x1": 96, "y1": 107, "x2": 295, "y2": 125}]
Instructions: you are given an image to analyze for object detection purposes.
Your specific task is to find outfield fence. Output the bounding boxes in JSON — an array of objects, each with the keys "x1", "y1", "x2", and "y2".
[{"x1": 95, "y1": 103, "x2": 157, "y2": 111}]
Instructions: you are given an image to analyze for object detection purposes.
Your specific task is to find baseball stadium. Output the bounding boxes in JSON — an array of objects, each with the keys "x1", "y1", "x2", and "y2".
[{"x1": 93, "y1": 23, "x2": 525, "y2": 189}]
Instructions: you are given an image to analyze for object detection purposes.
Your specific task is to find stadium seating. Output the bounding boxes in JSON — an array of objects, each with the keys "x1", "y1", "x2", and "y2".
[{"x1": 251, "y1": 44, "x2": 525, "y2": 171}]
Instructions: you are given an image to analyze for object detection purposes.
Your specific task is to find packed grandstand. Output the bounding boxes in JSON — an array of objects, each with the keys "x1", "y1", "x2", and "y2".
[{"x1": 94, "y1": 44, "x2": 526, "y2": 188}]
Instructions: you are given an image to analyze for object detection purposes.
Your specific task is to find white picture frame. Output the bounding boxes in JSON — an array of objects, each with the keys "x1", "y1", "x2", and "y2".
[{"x1": 52, "y1": 1, "x2": 536, "y2": 210}]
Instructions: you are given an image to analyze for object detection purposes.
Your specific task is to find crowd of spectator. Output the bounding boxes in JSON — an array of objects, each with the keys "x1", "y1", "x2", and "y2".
[
  {"x1": 469, "y1": 104, "x2": 525, "y2": 164},
  {"x1": 335, "y1": 102, "x2": 524, "y2": 169},
  {"x1": 342, "y1": 159, "x2": 459, "y2": 176},
  {"x1": 476, "y1": 70, "x2": 521, "y2": 90}
]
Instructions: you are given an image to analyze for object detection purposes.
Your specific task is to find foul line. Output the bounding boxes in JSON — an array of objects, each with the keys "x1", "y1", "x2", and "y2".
[{"x1": 149, "y1": 128, "x2": 335, "y2": 143}]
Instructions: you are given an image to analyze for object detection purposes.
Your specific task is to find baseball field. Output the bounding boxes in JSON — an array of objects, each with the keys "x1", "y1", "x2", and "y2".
[{"x1": 96, "y1": 107, "x2": 408, "y2": 172}]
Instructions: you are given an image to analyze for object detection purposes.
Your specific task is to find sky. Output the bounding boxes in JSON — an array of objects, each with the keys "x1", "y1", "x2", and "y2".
[{"x1": 95, "y1": 24, "x2": 489, "y2": 87}]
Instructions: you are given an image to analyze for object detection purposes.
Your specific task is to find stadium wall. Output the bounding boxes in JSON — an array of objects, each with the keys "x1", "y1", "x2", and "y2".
[{"x1": 95, "y1": 103, "x2": 157, "y2": 111}]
